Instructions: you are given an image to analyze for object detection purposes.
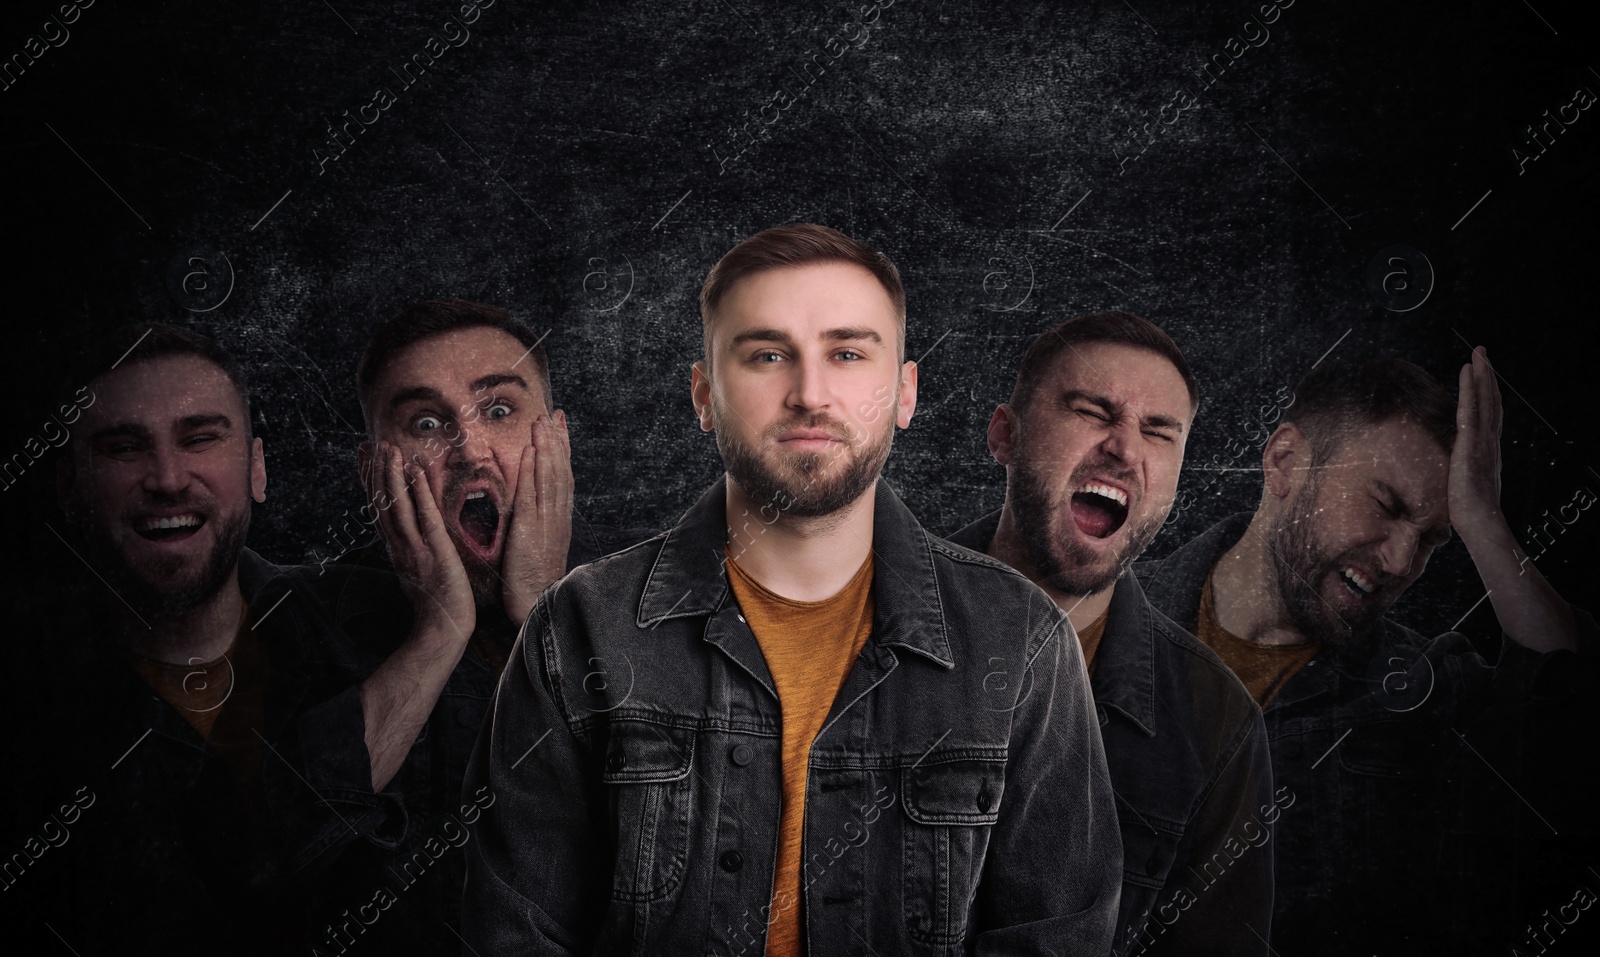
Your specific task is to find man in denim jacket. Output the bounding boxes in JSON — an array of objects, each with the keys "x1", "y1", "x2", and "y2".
[
  {"x1": 1136, "y1": 352, "x2": 1594, "y2": 952},
  {"x1": 463, "y1": 225, "x2": 1122, "y2": 955},
  {"x1": 948, "y1": 312, "x2": 1275, "y2": 956}
]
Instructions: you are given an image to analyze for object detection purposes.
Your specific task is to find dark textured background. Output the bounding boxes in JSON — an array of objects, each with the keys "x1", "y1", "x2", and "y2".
[{"x1": 1, "y1": 0, "x2": 1596, "y2": 940}]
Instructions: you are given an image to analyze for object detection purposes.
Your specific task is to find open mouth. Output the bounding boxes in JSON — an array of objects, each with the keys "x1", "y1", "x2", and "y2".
[
  {"x1": 135, "y1": 513, "x2": 206, "y2": 543},
  {"x1": 1338, "y1": 565, "x2": 1377, "y2": 597},
  {"x1": 1069, "y1": 482, "x2": 1129, "y2": 540},
  {"x1": 458, "y1": 490, "x2": 501, "y2": 551}
]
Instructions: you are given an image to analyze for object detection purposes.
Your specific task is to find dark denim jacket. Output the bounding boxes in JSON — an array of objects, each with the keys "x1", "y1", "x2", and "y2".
[
  {"x1": 1136, "y1": 513, "x2": 1595, "y2": 955},
  {"x1": 2, "y1": 548, "x2": 419, "y2": 955},
  {"x1": 949, "y1": 511, "x2": 1275, "y2": 956},
  {"x1": 463, "y1": 478, "x2": 1123, "y2": 955}
]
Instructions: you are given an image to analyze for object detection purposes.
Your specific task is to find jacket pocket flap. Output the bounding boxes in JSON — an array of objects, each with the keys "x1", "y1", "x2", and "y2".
[
  {"x1": 902, "y1": 759, "x2": 1005, "y2": 825},
  {"x1": 602, "y1": 722, "x2": 695, "y2": 784}
]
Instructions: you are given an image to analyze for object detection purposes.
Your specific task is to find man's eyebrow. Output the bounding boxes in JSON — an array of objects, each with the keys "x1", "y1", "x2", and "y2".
[
  {"x1": 178, "y1": 413, "x2": 231, "y2": 431},
  {"x1": 1371, "y1": 479, "x2": 1411, "y2": 515},
  {"x1": 470, "y1": 372, "x2": 529, "y2": 394},
  {"x1": 89, "y1": 423, "x2": 152, "y2": 444},
  {"x1": 1059, "y1": 389, "x2": 1185, "y2": 433},
  {"x1": 387, "y1": 386, "x2": 445, "y2": 412},
  {"x1": 821, "y1": 327, "x2": 884, "y2": 345},
  {"x1": 1060, "y1": 389, "x2": 1118, "y2": 413},
  {"x1": 728, "y1": 327, "x2": 792, "y2": 350},
  {"x1": 1141, "y1": 413, "x2": 1186, "y2": 434},
  {"x1": 727, "y1": 327, "x2": 886, "y2": 350}
]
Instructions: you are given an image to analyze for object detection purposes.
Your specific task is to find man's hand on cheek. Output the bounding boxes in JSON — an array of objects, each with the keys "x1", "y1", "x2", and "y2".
[
  {"x1": 373, "y1": 441, "x2": 476, "y2": 643},
  {"x1": 500, "y1": 411, "x2": 574, "y2": 626}
]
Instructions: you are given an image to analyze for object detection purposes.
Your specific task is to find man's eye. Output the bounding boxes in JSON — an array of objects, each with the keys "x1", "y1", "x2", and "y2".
[
  {"x1": 485, "y1": 402, "x2": 513, "y2": 420},
  {"x1": 184, "y1": 433, "x2": 221, "y2": 448},
  {"x1": 1142, "y1": 430, "x2": 1173, "y2": 442},
  {"x1": 414, "y1": 415, "x2": 443, "y2": 432},
  {"x1": 753, "y1": 351, "x2": 785, "y2": 363},
  {"x1": 836, "y1": 349, "x2": 864, "y2": 361},
  {"x1": 1076, "y1": 407, "x2": 1109, "y2": 423}
]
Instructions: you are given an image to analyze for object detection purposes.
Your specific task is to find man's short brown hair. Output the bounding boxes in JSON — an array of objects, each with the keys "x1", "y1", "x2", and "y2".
[
  {"x1": 699, "y1": 224, "x2": 906, "y2": 366},
  {"x1": 1285, "y1": 356, "x2": 1456, "y2": 467},
  {"x1": 356, "y1": 299, "x2": 553, "y2": 436},
  {"x1": 1008, "y1": 311, "x2": 1199, "y2": 416}
]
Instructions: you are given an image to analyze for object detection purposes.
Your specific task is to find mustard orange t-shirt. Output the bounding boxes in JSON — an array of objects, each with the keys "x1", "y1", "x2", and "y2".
[
  {"x1": 1076, "y1": 609, "x2": 1110, "y2": 675},
  {"x1": 132, "y1": 604, "x2": 270, "y2": 795},
  {"x1": 1195, "y1": 567, "x2": 1319, "y2": 706},
  {"x1": 725, "y1": 550, "x2": 876, "y2": 957}
]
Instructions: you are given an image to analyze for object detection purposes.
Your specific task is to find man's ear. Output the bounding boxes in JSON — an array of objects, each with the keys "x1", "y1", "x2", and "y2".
[
  {"x1": 1262, "y1": 422, "x2": 1307, "y2": 500},
  {"x1": 250, "y1": 436, "x2": 268, "y2": 504},
  {"x1": 987, "y1": 404, "x2": 1018, "y2": 466},
  {"x1": 895, "y1": 360, "x2": 919, "y2": 429},
  {"x1": 690, "y1": 361, "x2": 715, "y2": 433}
]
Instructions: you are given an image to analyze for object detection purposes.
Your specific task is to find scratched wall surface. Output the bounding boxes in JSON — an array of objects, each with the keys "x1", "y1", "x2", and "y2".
[{"x1": 0, "y1": 0, "x2": 1596, "y2": 928}]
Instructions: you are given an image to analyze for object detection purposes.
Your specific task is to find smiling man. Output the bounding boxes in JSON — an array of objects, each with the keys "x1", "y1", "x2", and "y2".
[
  {"x1": 16, "y1": 324, "x2": 425, "y2": 954},
  {"x1": 1136, "y1": 352, "x2": 1591, "y2": 952},
  {"x1": 464, "y1": 224, "x2": 1122, "y2": 955},
  {"x1": 948, "y1": 312, "x2": 1275, "y2": 955}
]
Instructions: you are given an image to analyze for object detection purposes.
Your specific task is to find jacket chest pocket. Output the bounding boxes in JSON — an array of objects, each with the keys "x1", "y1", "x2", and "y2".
[
  {"x1": 602, "y1": 722, "x2": 695, "y2": 903},
  {"x1": 900, "y1": 759, "x2": 1005, "y2": 948}
]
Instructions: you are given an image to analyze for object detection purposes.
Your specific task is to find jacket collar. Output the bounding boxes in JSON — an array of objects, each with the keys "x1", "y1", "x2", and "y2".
[
  {"x1": 638, "y1": 475, "x2": 954, "y2": 668},
  {"x1": 948, "y1": 508, "x2": 1158, "y2": 735}
]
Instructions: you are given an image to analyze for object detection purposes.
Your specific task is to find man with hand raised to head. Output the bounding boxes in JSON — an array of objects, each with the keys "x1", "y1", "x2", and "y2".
[
  {"x1": 463, "y1": 225, "x2": 1122, "y2": 955},
  {"x1": 1136, "y1": 350, "x2": 1593, "y2": 952}
]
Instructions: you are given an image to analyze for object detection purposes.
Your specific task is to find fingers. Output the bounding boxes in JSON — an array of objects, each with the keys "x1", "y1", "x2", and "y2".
[
  {"x1": 407, "y1": 462, "x2": 456, "y2": 557},
  {"x1": 1457, "y1": 359, "x2": 1476, "y2": 438},
  {"x1": 538, "y1": 412, "x2": 575, "y2": 519},
  {"x1": 1474, "y1": 346, "x2": 1503, "y2": 439},
  {"x1": 379, "y1": 442, "x2": 422, "y2": 554}
]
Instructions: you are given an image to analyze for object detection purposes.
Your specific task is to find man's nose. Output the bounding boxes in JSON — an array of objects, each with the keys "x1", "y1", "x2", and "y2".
[
  {"x1": 142, "y1": 446, "x2": 191, "y2": 496},
  {"x1": 1377, "y1": 526, "x2": 1422, "y2": 578}
]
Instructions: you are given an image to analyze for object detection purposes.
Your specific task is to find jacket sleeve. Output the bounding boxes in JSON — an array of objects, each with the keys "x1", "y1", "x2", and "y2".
[
  {"x1": 1144, "y1": 702, "x2": 1275, "y2": 955},
  {"x1": 462, "y1": 591, "x2": 610, "y2": 955},
  {"x1": 972, "y1": 614, "x2": 1123, "y2": 956}
]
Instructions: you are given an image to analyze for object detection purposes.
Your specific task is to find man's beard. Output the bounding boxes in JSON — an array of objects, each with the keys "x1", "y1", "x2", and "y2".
[
  {"x1": 1010, "y1": 452, "x2": 1165, "y2": 598},
  {"x1": 715, "y1": 401, "x2": 896, "y2": 521},
  {"x1": 1266, "y1": 475, "x2": 1388, "y2": 649},
  {"x1": 84, "y1": 499, "x2": 249, "y2": 623}
]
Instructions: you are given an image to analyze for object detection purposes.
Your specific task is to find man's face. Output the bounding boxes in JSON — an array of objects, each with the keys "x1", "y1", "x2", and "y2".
[
  {"x1": 997, "y1": 342, "x2": 1192, "y2": 597},
  {"x1": 692, "y1": 261, "x2": 916, "y2": 519},
  {"x1": 364, "y1": 327, "x2": 550, "y2": 605},
  {"x1": 1267, "y1": 417, "x2": 1452, "y2": 647},
  {"x1": 61, "y1": 355, "x2": 265, "y2": 621}
]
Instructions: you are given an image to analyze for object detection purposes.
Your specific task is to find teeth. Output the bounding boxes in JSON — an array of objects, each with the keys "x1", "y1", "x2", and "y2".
[
  {"x1": 1079, "y1": 482, "x2": 1128, "y2": 508},
  {"x1": 1341, "y1": 566, "x2": 1376, "y2": 594},
  {"x1": 465, "y1": 491, "x2": 486, "y2": 500},
  {"x1": 141, "y1": 515, "x2": 201, "y2": 531}
]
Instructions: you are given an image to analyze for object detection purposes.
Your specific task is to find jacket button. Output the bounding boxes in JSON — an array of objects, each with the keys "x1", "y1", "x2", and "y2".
[
  {"x1": 1146, "y1": 851, "x2": 1163, "y2": 876},
  {"x1": 606, "y1": 751, "x2": 626, "y2": 772},
  {"x1": 730, "y1": 744, "x2": 754, "y2": 766},
  {"x1": 720, "y1": 850, "x2": 744, "y2": 872},
  {"x1": 975, "y1": 788, "x2": 992, "y2": 813}
]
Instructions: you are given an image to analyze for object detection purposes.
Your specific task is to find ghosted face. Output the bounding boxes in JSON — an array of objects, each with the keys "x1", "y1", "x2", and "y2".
[
  {"x1": 363, "y1": 326, "x2": 551, "y2": 607},
  {"x1": 997, "y1": 342, "x2": 1192, "y2": 597},
  {"x1": 693, "y1": 262, "x2": 916, "y2": 519},
  {"x1": 62, "y1": 355, "x2": 264, "y2": 621},
  {"x1": 1268, "y1": 417, "x2": 1452, "y2": 647}
]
